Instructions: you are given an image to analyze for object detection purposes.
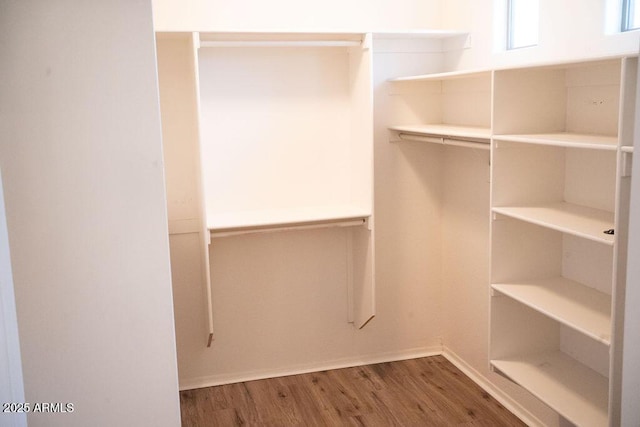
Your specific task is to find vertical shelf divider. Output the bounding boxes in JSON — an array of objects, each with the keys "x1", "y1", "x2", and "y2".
[{"x1": 191, "y1": 32, "x2": 215, "y2": 347}]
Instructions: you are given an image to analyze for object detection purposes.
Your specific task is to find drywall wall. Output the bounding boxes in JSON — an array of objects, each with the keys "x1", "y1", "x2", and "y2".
[
  {"x1": 152, "y1": 0, "x2": 443, "y2": 32},
  {"x1": 0, "y1": 1, "x2": 181, "y2": 426},
  {"x1": 442, "y1": 0, "x2": 640, "y2": 69},
  {"x1": 0, "y1": 172, "x2": 26, "y2": 427}
]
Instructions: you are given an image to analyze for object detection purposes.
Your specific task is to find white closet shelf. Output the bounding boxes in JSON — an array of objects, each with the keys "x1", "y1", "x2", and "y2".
[
  {"x1": 493, "y1": 133, "x2": 618, "y2": 150},
  {"x1": 207, "y1": 206, "x2": 370, "y2": 236},
  {"x1": 197, "y1": 32, "x2": 369, "y2": 48},
  {"x1": 388, "y1": 68, "x2": 491, "y2": 82},
  {"x1": 492, "y1": 278, "x2": 611, "y2": 345},
  {"x1": 372, "y1": 30, "x2": 469, "y2": 39},
  {"x1": 492, "y1": 203, "x2": 615, "y2": 245},
  {"x1": 491, "y1": 351, "x2": 608, "y2": 427},
  {"x1": 198, "y1": 31, "x2": 365, "y2": 42},
  {"x1": 389, "y1": 124, "x2": 491, "y2": 142}
]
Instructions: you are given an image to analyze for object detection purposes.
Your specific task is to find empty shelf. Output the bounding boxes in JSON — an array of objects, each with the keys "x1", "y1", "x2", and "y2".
[
  {"x1": 492, "y1": 278, "x2": 611, "y2": 345},
  {"x1": 621, "y1": 145, "x2": 634, "y2": 153},
  {"x1": 492, "y1": 351, "x2": 609, "y2": 427},
  {"x1": 492, "y1": 203, "x2": 615, "y2": 245},
  {"x1": 198, "y1": 31, "x2": 365, "y2": 47},
  {"x1": 493, "y1": 133, "x2": 618, "y2": 150},
  {"x1": 388, "y1": 68, "x2": 492, "y2": 82}
]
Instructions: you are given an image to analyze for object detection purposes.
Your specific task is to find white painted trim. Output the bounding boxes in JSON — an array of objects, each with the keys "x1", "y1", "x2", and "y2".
[
  {"x1": 442, "y1": 347, "x2": 545, "y2": 427},
  {"x1": 179, "y1": 345, "x2": 442, "y2": 390}
]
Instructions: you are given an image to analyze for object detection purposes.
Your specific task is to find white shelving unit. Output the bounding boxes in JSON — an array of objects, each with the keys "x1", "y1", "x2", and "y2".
[
  {"x1": 196, "y1": 32, "x2": 373, "y2": 233},
  {"x1": 490, "y1": 57, "x2": 637, "y2": 426},
  {"x1": 190, "y1": 31, "x2": 377, "y2": 337},
  {"x1": 389, "y1": 55, "x2": 637, "y2": 426}
]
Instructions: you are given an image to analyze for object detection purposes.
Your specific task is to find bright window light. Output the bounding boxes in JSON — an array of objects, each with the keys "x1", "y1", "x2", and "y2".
[
  {"x1": 507, "y1": 0, "x2": 539, "y2": 50},
  {"x1": 622, "y1": 0, "x2": 640, "y2": 31}
]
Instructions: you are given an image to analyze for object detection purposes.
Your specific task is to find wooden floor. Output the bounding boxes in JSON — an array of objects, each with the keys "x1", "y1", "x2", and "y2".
[{"x1": 180, "y1": 355, "x2": 526, "y2": 426}]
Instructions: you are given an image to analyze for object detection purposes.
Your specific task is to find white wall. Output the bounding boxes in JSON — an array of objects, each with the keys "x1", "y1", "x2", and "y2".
[
  {"x1": 442, "y1": 0, "x2": 640, "y2": 70},
  {"x1": 152, "y1": 0, "x2": 443, "y2": 32},
  {"x1": 0, "y1": 1, "x2": 181, "y2": 426},
  {"x1": 0, "y1": 172, "x2": 26, "y2": 427}
]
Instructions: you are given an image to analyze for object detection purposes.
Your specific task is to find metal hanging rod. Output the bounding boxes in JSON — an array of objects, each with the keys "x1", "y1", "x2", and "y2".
[
  {"x1": 397, "y1": 132, "x2": 490, "y2": 150},
  {"x1": 210, "y1": 218, "x2": 366, "y2": 238}
]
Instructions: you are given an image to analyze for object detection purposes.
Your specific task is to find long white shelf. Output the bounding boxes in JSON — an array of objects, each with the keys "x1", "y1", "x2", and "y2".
[
  {"x1": 389, "y1": 124, "x2": 491, "y2": 142},
  {"x1": 492, "y1": 203, "x2": 615, "y2": 245},
  {"x1": 491, "y1": 351, "x2": 609, "y2": 427},
  {"x1": 492, "y1": 278, "x2": 611, "y2": 345},
  {"x1": 388, "y1": 68, "x2": 492, "y2": 82},
  {"x1": 493, "y1": 133, "x2": 618, "y2": 151},
  {"x1": 208, "y1": 205, "x2": 370, "y2": 234},
  {"x1": 372, "y1": 30, "x2": 470, "y2": 39}
]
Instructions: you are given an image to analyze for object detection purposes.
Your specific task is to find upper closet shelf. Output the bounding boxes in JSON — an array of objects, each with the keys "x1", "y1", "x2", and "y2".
[
  {"x1": 208, "y1": 205, "x2": 370, "y2": 237},
  {"x1": 373, "y1": 30, "x2": 469, "y2": 39},
  {"x1": 493, "y1": 133, "x2": 618, "y2": 151},
  {"x1": 492, "y1": 203, "x2": 615, "y2": 245},
  {"x1": 388, "y1": 68, "x2": 492, "y2": 82},
  {"x1": 621, "y1": 145, "x2": 634, "y2": 153},
  {"x1": 389, "y1": 124, "x2": 491, "y2": 142},
  {"x1": 197, "y1": 32, "x2": 366, "y2": 48}
]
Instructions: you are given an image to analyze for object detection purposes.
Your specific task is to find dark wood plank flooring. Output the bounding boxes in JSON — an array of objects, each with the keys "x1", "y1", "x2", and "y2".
[{"x1": 180, "y1": 355, "x2": 526, "y2": 426}]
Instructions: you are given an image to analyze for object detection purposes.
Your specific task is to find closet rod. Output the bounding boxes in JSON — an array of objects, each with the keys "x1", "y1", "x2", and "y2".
[
  {"x1": 210, "y1": 218, "x2": 366, "y2": 238},
  {"x1": 398, "y1": 132, "x2": 490, "y2": 150},
  {"x1": 199, "y1": 40, "x2": 362, "y2": 48}
]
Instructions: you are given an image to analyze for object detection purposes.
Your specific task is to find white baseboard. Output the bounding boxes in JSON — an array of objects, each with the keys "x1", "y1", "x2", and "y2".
[
  {"x1": 179, "y1": 345, "x2": 442, "y2": 391},
  {"x1": 442, "y1": 347, "x2": 545, "y2": 427}
]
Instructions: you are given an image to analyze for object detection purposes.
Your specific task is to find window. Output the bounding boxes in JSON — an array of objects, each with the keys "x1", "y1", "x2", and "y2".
[
  {"x1": 507, "y1": 0, "x2": 539, "y2": 50},
  {"x1": 622, "y1": 0, "x2": 640, "y2": 31}
]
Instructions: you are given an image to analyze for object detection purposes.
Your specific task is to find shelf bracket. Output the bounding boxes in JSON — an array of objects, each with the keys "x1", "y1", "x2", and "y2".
[
  {"x1": 346, "y1": 222, "x2": 375, "y2": 329},
  {"x1": 362, "y1": 33, "x2": 372, "y2": 51},
  {"x1": 203, "y1": 232, "x2": 214, "y2": 347}
]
